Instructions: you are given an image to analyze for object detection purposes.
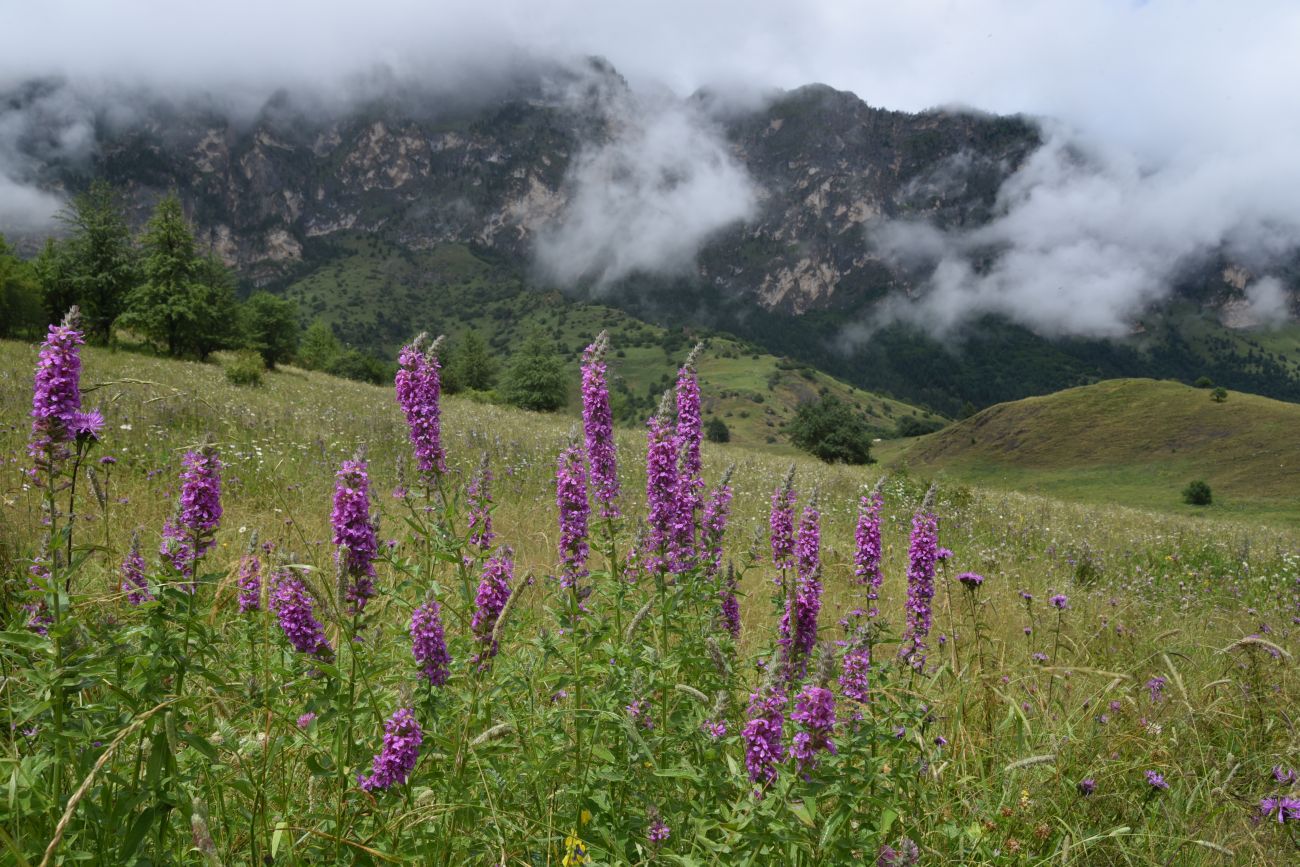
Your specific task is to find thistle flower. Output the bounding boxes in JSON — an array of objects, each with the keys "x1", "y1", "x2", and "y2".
[
  {"x1": 855, "y1": 483, "x2": 885, "y2": 616},
  {"x1": 581, "y1": 332, "x2": 620, "y2": 518},
  {"x1": 769, "y1": 465, "x2": 797, "y2": 573},
  {"x1": 900, "y1": 508, "x2": 938, "y2": 671},
  {"x1": 358, "y1": 707, "x2": 422, "y2": 792},
  {"x1": 790, "y1": 684, "x2": 836, "y2": 771},
  {"x1": 121, "y1": 532, "x2": 152, "y2": 606},
  {"x1": 957, "y1": 572, "x2": 985, "y2": 588},
  {"x1": 471, "y1": 549, "x2": 512, "y2": 665},
  {"x1": 674, "y1": 343, "x2": 705, "y2": 557},
  {"x1": 331, "y1": 457, "x2": 378, "y2": 612},
  {"x1": 160, "y1": 446, "x2": 223, "y2": 587},
  {"x1": 780, "y1": 496, "x2": 822, "y2": 679},
  {"x1": 411, "y1": 599, "x2": 451, "y2": 686},
  {"x1": 644, "y1": 395, "x2": 681, "y2": 573},
  {"x1": 556, "y1": 443, "x2": 590, "y2": 593},
  {"x1": 700, "y1": 465, "x2": 735, "y2": 580},
  {"x1": 269, "y1": 568, "x2": 333, "y2": 660},
  {"x1": 1145, "y1": 770, "x2": 1169, "y2": 791},
  {"x1": 29, "y1": 307, "x2": 98, "y2": 474},
  {"x1": 1146, "y1": 675, "x2": 1167, "y2": 702},
  {"x1": 1077, "y1": 778, "x2": 1096, "y2": 796},
  {"x1": 741, "y1": 684, "x2": 786, "y2": 791},
  {"x1": 395, "y1": 333, "x2": 447, "y2": 476},
  {"x1": 466, "y1": 452, "x2": 494, "y2": 550},
  {"x1": 1257, "y1": 796, "x2": 1300, "y2": 824},
  {"x1": 1050, "y1": 594, "x2": 1069, "y2": 610}
]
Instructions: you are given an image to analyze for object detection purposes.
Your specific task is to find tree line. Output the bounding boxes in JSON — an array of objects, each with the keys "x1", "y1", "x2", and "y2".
[{"x1": 0, "y1": 182, "x2": 299, "y2": 369}]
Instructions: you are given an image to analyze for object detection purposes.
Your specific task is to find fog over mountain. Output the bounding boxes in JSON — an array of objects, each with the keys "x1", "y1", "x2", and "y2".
[{"x1": 3, "y1": 1, "x2": 1299, "y2": 339}]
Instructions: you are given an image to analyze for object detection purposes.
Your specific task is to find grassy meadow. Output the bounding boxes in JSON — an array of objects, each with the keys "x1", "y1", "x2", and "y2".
[{"x1": 1, "y1": 337, "x2": 1298, "y2": 864}]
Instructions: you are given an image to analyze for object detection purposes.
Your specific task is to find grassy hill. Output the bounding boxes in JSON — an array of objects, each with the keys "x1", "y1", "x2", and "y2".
[{"x1": 892, "y1": 377, "x2": 1300, "y2": 523}]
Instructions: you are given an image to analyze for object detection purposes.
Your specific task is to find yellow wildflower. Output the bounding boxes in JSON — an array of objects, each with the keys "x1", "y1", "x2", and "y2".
[{"x1": 563, "y1": 830, "x2": 589, "y2": 866}]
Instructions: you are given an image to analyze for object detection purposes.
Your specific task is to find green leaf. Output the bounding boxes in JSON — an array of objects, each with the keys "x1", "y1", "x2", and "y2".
[
  {"x1": 788, "y1": 800, "x2": 816, "y2": 828},
  {"x1": 120, "y1": 807, "x2": 155, "y2": 860},
  {"x1": 271, "y1": 819, "x2": 289, "y2": 858}
]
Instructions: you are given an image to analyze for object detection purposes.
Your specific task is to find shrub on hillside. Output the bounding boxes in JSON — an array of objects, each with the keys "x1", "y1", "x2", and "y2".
[
  {"x1": 224, "y1": 350, "x2": 264, "y2": 387},
  {"x1": 788, "y1": 395, "x2": 874, "y2": 464},
  {"x1": 1183, "y1": 480, "x2": 1213, "y2": 506},
  {"x1": 896, "y1": 415, "x2": 945, "y2": 438},
  {"x1": 705, "y1": 416, "x2": 730, "y2": 443}
]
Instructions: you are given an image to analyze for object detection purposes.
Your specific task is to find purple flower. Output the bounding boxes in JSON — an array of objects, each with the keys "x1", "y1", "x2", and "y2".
[
  {"x1": 1077, "y1": 778, "x2": 1096, "y2": 796},
  {"x1": 236, "y1": 536, "x2": 261, "y2": 613},
  {"x1": 719, "y1": 563, "x2": 741, "y2": 639},
  {"x1": 1145, "y1": 676, "x2": 1166, "y2": 703},
  {"x1": 296, "y1": 712, "x2": 316, "y2": 729},
  {"x1": 411, "y1": 599, "x2": 451, "y2": 686},
  {"x1": 1050, "y1": 594, "x2": 1069, "y2": 610},
  {"x1": 1257, "y1": 796, "x2": 1300, "y2": 824},
  {"x1": 854, "y1": 487, "x2": 884, "y2": 615},
  {"x1": 626, "y1": 698, "x2": 654, "y2": 730},
  {"x1": 769, "y1": 467, "x2": 796, "y2": 572},
  {"x1": 702, "y1": 719, "x2": 727, "y2": 738},
  {"x1": 358, "y1": 707, "x2": 422, "y2": 792},
  {"x1": 780, "y1": 499, "x2": 822, "y2": 679},
  {"x1": 957, "y1": 572, "x2": 985, "y2": 588},
  {"x1": 29, "y1": 308, "x2": 91, "y2": 473},
  {"x1": 936, "y1": 547, "x2": 953, "y2": 562},
  {"x1": 674, "y1": 345, "x2": 704, "y2": 559},
  {"x1": 581, "y1": 332, "x2": 620, "y2": 518},
  {"x1": 466, "y1": 455, "x2": 494, "y2": 550},
  {"x1": 160, "y1": 447, "x2": 223, "y2": 587},
  {"x1": 24, "y1": 559, "x2": 52, "y2": 635},
  {"x1": 332, "y1": 458, "x2": 378, "y2": 613},
  {"x1": 269, "y1": 569, "x2": 333, "y2": 660},
  {"x1": 790, "y1": 684, "x2": 836, "y2": 771},
  {"x1": 647, "y1": 817, "x2": 670, "y2": 845},
  {"x1": 471, "y1": 549, "x2": 512, "y2": 665},
  {"x1": 1272, "y1": 765, "x2": 1297, "y2": 785},
  {"x1": 839, "y1": 635, "x2": 871, "y2": 704},
  {"x1": 121, "y1": 533, "x2": 152, "y2": 605},
  {"x1": 700, "y1": 466, "x2": 734, "y2": 580},
  {"x1": 876, "y1": 838, "x2": 920, "y2": 866},
  {"x1": 644, "y1": 401, "x2": 681, "y2": 573},
  {"x1": 900, "y1": 510, "x2": 939, "y2": 671},
  {"x1": 1145, "y1": 770, "x2": 1169, "y2": 791},
  {"x1": 395, "y1": 335, "x2": 447, "y2": 476},
  {"x1": 741, "y1": 686, "x2": 786, "y2": 790},
  {"x1": 556, "y1": 444, "x2": 590, "y2": 593}
]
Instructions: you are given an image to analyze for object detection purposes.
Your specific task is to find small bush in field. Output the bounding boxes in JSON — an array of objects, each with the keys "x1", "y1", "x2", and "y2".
[
  {"x1": 1183, "y1": 479, "x2": 1213, "y2": 505},
  {"x1": 224, "y1": 350, "x2": 264, "y2": 386}
]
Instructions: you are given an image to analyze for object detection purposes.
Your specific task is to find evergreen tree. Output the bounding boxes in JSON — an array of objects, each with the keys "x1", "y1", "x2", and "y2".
[
  {"x1": 60, "y1": 180, "x2": 137, "y2": 343},
  {"x1": 449, "y1": 329, "x2": 498, "y2": 391},
  {"x1": 503, "y1": 331, "x2": 567, "y2": 412},
  {"x1": 122, "y1": 194, "x2": 198, "y2": 356},
  {"x1": 33, "y1": 237, "x2": 76, "y2": 326},
  {"x1": 298, "y1": 319, "x2": 342, "y2": 371},
  {"x1": 242, "y1": 292, "x2": 300, "y2": 369},
  {"x1": 0, "y1": 235, "x2": 44, "y2": 338},
  {"x1": 190, "y1": 253, "x2": 241, "y2": 360}
]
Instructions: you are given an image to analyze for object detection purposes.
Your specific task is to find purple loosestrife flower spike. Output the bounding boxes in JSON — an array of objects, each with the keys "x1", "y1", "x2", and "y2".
[
  {"x1": 25, "y1": 557, "x2": 52, "y2": 635},
  {"x1": 674, "y1": 343, "x2": 705, "y2": 559},
  {"x1": 471, "y1": 549, "x2": 513, "y2": 665},
  {"x1": 236, "y1": 531, "x2": 261, "y2": 613},
  {"x1": 900, "y1": 493, "x2": 939, "y2": 671},
  {"x1": 411, "y1": 599, "x2": 451, "y2": 686},
  {"x1": 581, "y1": 332, "x2": 620, "y2": 518},
  {"x1": 358, "y1": 707, "x2": 422, "y2": 792},
  {"x1": 29, "y1": 307, "x2": 96, "y2": 474},
  {"x1": 647, "y1": 817, "x2": 670, "y2": 845},
  {"x1": 741, "y1": 681, "x2": 786, "y2": 792},
  {"x1": 466, "y1": 452, "x2": 494, "y2": 550},
  {"x1": 121, "y1": 531, "x2": 152, "y2": 606},
  {"x1": 643, "y1": 393, "x2": 680, "y2": 574},
  {"x1": 701, "y1": 464, "x2": 735, "y2": 581},
  {"x1": 332, "y1": 457, "x2": 378, "y2": 613},
  {"x1": 769, "y1": 464, "x2": 796, "y2": 574},
  {"x1": 790, "y1": 684, "x2": 837, "y2": 771},
  {"x1": 269, "y1": 568, "x2": 333, "y2": 660},
  {"x1": 719, "y1": 562, "x2": 741, "y2": 639},
  {"x1": 556, "y1": 441, "x2": 590, "y2": 593},
  {"x1": 160, "y1": 445, "x2": 223, "y2": 588},
  {"x1": 780, "y1": 492, "x2": 822, "y2": 680},
  {"x1": 840, "y1": 621, "x2": 871, "y2": 704},
  {"x1": 395, "y1": 333, "x2": 447, "y2": 476},
  {"x1": 855, "y1": 480, "x2": 885, "y2": 616}
]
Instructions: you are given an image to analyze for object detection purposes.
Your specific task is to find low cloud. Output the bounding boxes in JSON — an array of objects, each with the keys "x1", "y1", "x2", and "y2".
[{"x1": 534, "y1": 80, "x2": 759, "y2": 287}]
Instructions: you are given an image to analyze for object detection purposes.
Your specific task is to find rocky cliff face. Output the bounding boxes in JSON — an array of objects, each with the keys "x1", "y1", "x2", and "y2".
[{"x1": 1, "y1": 64, "x2": 1040, "y2": 308}]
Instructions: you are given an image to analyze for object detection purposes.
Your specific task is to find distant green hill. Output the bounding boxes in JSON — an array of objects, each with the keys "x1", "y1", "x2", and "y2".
[{"x1": 891, "y1": 378, "x2": 1300, "y2": 523}]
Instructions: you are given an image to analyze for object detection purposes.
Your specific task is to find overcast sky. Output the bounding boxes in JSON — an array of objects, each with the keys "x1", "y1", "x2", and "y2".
[{"x1": 5, "y1": 1, "x2": 1299, "y2": 335}]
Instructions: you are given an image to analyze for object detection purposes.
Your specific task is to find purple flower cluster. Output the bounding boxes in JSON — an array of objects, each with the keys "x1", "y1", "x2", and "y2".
[
  {"x1": 471, "y1": 550, "x2": 512, "y2": 665},
  {"x1": 358, "y1": 707, "x2": 422, "y2": 792},
  {"x1": 769, "y1": 469, "x2": 796, "y2": 572},
  {"x1": 741, "y1": 686, "x2": 786, "y2": 790},
  {"x1": 236, "y1": 535, "x2": 261, "y2": 612},
  {"x1": 854, "y1": 488, "x2": 884, "y2": 615},
  {"x1": 25, "y1": 560, "x2": 52, "y2": 635},
  {"x1": 876, "y1": 838, "x2": 920, "y2": 866},
  {"x1": 556, "y1": 444, "x2": 590, "y2": 592},
  {"x1": 1077, "y1": 778, "x2": 1096, "y2": 796},
  {"x1": 647, "y1": 817, "x2": 670, "y2": 845},
  {"x1": 1257, "y1": 796, "x2": 1300, "y2": 824},
  {"x1": 466, "y1": 456, "x2": 494, "y2": 550},
  {"x1": 900, "y1": 510, "x2": 938, "y2": 671},
  {"x1": 411, "y1": 599, "x2": 451, "y2": 686},
  {"x1": 29, "y1": 308, "x2": 101, "y2": 473},
  {"x1": 1050, "y1": 594, "x2": 1069, "y2": 610},
  {"x1": 700, "y1": 467, "x2": 734, "y2": 580},
  {"x1": 790, "y1": 684, "x2": 836, "y2": 771},
  {"x1": 1145, "y1": 770, "x2": 1169, "y2": 791},
  {"x1": 957, "y1": 572, "x2": 985, "y2": 588},
  {"x1": 719, "y1": 563, "x2": 741, "y2": 639},
  {"x1": 269, "y1": 569, "x2": 333, "y2": 660},
  {"x1": 121, "y1": 533, "x2": 152, "y2": 606},
  {"x1": 332, "y1": 458, "x2": 378, "y2": 612},
  {"x1": 644, "y1": 405, "x2": 682, "y2": 573},
  {"x1": 674, "y1": 346, "x2": 704, "y2": 558},
  {"x1": 839, "y1": 636, "x2": 871, "y2": 704},
  {"x1": 780, "y1": 502, "x2": 822, "y2": 679},
  {"x1": 581, "y1": 332, "x2": 620, "y2": 518},
  {"x1": 395, "y1": 336, "x2": 447, "y2": 476},
  {"x1": 1145, "y1": 675, "x2": 1167, "y2": 703},
  {"x1": 160, "y1": 447, "x2": 223, "y2": 586}
]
